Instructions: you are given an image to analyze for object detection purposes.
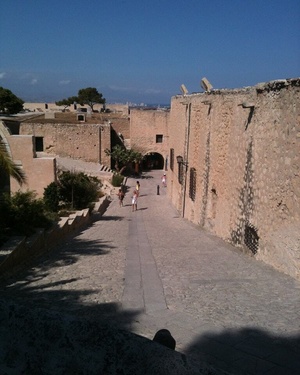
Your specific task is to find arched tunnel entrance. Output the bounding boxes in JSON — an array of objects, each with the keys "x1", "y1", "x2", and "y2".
[{"x1": 142, "y1": 152, "x2": 164, "y2": 170}]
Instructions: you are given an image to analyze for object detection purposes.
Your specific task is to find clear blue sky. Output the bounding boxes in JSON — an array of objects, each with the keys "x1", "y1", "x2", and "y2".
[{"x1": 1, "y1": 0, "x2": 299, "y2": 105}]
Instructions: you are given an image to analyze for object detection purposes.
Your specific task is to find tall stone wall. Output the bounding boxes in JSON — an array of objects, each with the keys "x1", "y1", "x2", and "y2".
[
  {"x1": 19, "y1": 122, "x2": 111, "y2": 166},
  {"x1": 167, "y1": 79, "x2": 300, "y2": 280},
  {"x1": 130, "y1": 109, "x2": 170, "y2": 160}
]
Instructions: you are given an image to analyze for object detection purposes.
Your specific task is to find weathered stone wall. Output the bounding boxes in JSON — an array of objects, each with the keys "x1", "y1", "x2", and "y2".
[
  {"x1": 168, "y1": 99, "x2": 188, "y2": 212},
  {"x1": 1, "y1": 121, "x2": 56, "y2": 197},
  {"x1": 23, "y1": 102, "x2": 129, "y2": 115},
  {"x1": 109, "y1": 116, "x2": 130, "y2": 140},
  {"x1": 167, "y1": 79, "x2": 300, "y2": 280},
  {"x1": 130, "y1": 109, "x2": 170, "y2": 161},
  {"x1": 19, "y1": 122, "x2": 111, "y2": 165}
]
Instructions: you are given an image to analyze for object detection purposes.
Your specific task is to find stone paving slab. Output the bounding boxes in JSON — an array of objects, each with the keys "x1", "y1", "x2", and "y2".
[{"x1": 0, "y1": 168, "x2": 299, "y2": 374}]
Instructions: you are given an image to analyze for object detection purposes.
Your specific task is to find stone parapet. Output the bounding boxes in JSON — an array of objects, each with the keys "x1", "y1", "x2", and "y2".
[{"x1": 0, "y1": 196, "x2": 111, "y2": 279}]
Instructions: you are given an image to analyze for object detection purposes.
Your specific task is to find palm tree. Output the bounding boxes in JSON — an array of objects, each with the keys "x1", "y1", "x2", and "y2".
[
  {"x1": 0, "y1": 138, "x2": 26, "y2": 186},
  {"x1": 105, "y1": 145, "x2": 144, "y2": 175},
  {"x1": 129, "y1": 149, "x2": 144, "y2": 175}
]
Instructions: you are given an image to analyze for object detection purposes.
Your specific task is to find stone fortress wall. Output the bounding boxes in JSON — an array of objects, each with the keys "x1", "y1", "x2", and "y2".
[{"x1": 167, "y1": 79, "x2": 300, "y2": 279}]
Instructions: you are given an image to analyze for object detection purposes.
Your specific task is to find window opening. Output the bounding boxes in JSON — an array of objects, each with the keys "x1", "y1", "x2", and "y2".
[
  {"x1": 170, "y1": 148, "x2": 174, "y2": 171},
  {"x1": 156, "y1": 134, "x2": 163, "y2": 143},
  {"x1": 189, "y1": 168, "x2": 196, "y2": 201},
  {"x1": 178, "y1": 162, "x2": 184, "y2": 185},
  {"x1": 244, "y1": 224, "x2": 259, "y2": 255},
  {"x1": 35, "y1": 137, "x2": 44, "y2": 152}
]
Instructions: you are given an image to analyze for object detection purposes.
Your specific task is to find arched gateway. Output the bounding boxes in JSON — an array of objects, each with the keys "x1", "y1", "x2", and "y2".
[{"x1": 142, "y1": 152, "x2": 165, "y2": 170}]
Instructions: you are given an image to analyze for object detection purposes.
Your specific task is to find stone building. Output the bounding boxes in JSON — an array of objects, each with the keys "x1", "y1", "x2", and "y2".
[
  {"x1": 20, "y1": 120, "x2": 111, "y2": 165},
  {"x1": 129, "y1": 108, "x2": 170, "y2": 169},
  {"x1": 166, "y1": 79, "x2": 300, "y2": 279},
  {"x1": 0, "y1": 120, "x2": 56, "y2": 197},
  {"x1": 1, "y1": 111, "x2": 113, "y2": 197}
]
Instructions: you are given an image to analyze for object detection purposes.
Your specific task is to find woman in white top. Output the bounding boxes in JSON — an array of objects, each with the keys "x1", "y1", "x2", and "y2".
[{"x1": 132, "y1": 190, "x2": 138, "y2": 211}]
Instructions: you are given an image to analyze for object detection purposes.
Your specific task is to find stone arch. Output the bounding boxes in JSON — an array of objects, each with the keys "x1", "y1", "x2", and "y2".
[{"x1": 142, "y1": 152, "x2": 165, "y2": 170}]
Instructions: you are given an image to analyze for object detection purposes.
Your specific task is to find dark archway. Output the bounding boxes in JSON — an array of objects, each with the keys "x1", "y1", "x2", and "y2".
[{"x1": 143, "y1": 152, "x2": 164, "y2": 170}]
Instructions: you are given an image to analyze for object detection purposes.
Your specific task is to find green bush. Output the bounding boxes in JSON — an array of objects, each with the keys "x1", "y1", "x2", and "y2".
[
  {"x1": 43, "y1": 171, "x2": 102, "y2": 211},
  {"x1": 0, "y1": 193, "x2": 13, "y2": 245},
  {"x1": 111, "y1": 173, "x2": 124, "y2": 187},
  {"x1": 43, "y1": 182, "x2": 60, "y2": 212},
  {"x1": 10, "y1": 191, "x2": 53, "y2": 233},
  {"x1": 0, "y1": 191, "x2": 54, "y2": 246}
]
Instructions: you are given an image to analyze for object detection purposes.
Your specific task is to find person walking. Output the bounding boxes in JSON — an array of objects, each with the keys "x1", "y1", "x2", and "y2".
[
  {"x1": 161, "y1": 173, "x2": 167, "y2": 187},
  {"x1": 131, "y1": 190, "x2": 138, "y2": 211},
  {"x1": 136, "y1": 181, "x2": 140, "y2": 197},
  {"x1": 117, "y1": 188, "x2": 124, "y2": 207}
]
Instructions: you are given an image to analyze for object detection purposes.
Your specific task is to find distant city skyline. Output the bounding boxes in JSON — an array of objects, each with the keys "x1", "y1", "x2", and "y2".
[{"x1": 1, "y1": 0, "x2": 299, "y2": 104}]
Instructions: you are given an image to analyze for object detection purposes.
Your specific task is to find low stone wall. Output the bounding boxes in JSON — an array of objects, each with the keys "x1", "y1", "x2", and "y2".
[{"x1": 0, "y1": 196, "x2": 111, "y2": 278}]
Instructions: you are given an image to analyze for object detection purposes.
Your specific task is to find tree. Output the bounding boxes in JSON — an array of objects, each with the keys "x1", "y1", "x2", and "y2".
[
  {"x1": 44, "y1": 171, "x2": 101, "y2": 211},
  {"x1": 0, "y1": 87, "x2": 24, "y2": 114},
  {"x1": 55, "y1": 96, "x2": 78, "y2": 111},
  {"x1": 77, "y1": 87, "x2": 105, "y2": 111},
  {"x1": 0, "y1": 139, "x2": 26, "y2": 186},
  {"x1": 128, "y1": 149, "x2": 144, "y2": 174},
  {"x1": 105, "y1": 145, "x2": 144, "y2": 175}
]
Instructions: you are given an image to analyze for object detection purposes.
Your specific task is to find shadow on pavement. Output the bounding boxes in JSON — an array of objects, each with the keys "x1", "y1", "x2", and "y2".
[
  {"x1": 140, "y1": 175, "x2": 154, "y2": 179},
  {"x1": 97, "y1": 215, "x2": 125, "y2": 221},
  {"x1": 0, "y1": 233, "x2": 138, "y2": 330},
  {"x1": 0, "y1": 231, "x2": 208, "y2": 374},
  {"x1": 185, "y1": 327, "x2": 300, "y2": 375}
]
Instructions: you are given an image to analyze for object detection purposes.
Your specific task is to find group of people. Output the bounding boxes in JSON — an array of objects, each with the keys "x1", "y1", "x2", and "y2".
[
  {"x1": 116, "y1": 180, "x2": 140, "y2": 211},
  {"x1": 117, "y1": 174, "x2": 167, "y2": 212}
]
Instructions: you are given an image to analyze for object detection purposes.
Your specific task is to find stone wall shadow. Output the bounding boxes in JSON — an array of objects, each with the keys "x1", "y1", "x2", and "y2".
[
  {"x1": 0, "y1": 230, "x2": 174, "y2": 373},
  {"x1": 0, "y1": 227, "x2": 206, "y2": 373},
  {"x1": 185, "y1": 327, "x2": 300, "y2": 375},
  {"x1": 0, "y1": 232, "x2": 138, "y2": 330}
]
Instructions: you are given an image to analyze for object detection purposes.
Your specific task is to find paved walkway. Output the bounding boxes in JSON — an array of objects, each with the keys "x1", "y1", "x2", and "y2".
[{"x1": 1, "y1": 170, "x2": 299, "y2": 374}]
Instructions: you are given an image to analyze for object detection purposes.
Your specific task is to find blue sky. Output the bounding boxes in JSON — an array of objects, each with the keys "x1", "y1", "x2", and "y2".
[{"x1": 1, "y1": 0, "x2": 299, "y2": 105}]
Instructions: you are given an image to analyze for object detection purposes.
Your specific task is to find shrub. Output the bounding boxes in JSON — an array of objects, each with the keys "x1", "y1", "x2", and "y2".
[
  {"x1": 43, "y1": 171, "x2": 102, "y2": 211},
  {"x1": 44, "y1": 182, "x2": 60, "y2": 212},
  {"x1": 0, "y1": 193, "x2": 13, "y2": 245},
  {"x1": 0, "y1": 191, "x2": 54, "y2": 246},
  {"x1": 111, "y1": 173, "x2": 124, "y2": 187},
  {"x1": 9, "y1": 191, "x2": 53, "y2": 234}
]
